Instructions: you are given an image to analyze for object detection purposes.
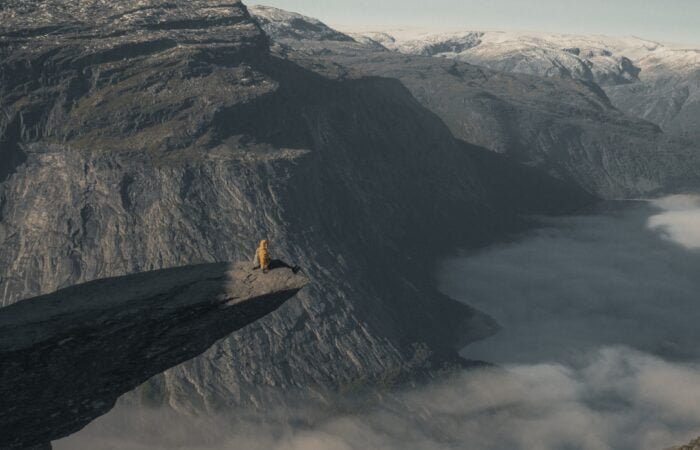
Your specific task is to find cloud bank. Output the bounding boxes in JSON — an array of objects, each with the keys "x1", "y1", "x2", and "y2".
[
  {"x1": 439, "y1": 197, "x2": 700, "y2": 364},
  {"x1": 648, "y1": 195, "x2": 700, "y2": 250},
  {"x1": 55, "y1": 348, "x2": 700, "y2": 450}
]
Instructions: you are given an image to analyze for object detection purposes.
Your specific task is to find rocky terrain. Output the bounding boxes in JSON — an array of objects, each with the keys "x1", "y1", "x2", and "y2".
[
  {"x1": 606, "y1": 46, "x2": 700, "y2": 142},
  {"x1": 250, "y1": 6, "x2": 700, "y2": 198},
  {"x1": 0, "y1": 262, "x2": 307, "y2": 449},
  {"x1": 346, "y1": 28, "x2": 700, "y2": 143},
  {"x1": 0, "y1": 0, "x2": 598, "y2": 431},
  {"x1": 669, "y1": 437, "x2": 700, "y2": 450}
]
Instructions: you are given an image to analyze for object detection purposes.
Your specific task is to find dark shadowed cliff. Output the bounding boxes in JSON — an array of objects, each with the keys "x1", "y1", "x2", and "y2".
[{"x1": 0, "y1": 262, "x2": 307, "y2": 449}]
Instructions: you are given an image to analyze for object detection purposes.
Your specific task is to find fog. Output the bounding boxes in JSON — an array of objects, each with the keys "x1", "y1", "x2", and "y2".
[
  {"x1": 440, "y1": 196, "x2": 700, "y2": 364},
  {"x1": 56, "y1": 196, "x2": 700, "y2": 450},
  {"x1": 648, "y1": 195, "x2": 700, "y2": 250},
  {"x1": 54, "y1": 350, "x2": 700, "y2": 450}
]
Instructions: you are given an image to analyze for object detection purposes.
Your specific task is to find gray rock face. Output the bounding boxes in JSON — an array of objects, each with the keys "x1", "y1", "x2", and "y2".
[
  {"x1": 0, "y1": 0, "x2": 595, "y2": 421},
  {"x1": 0, "y1": 262, "x2": 308, "y2": 449},
  {"x1": 667, "y1": 437, "x2": 700, "y2": 450},
  {"x1": 250, "y1": 7, "x2": 700, "y2": 198}
]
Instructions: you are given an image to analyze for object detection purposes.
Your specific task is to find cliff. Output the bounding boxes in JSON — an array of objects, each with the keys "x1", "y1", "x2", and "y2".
[
  {"x1": 0, "y1": 262, "x2": 307, "y2": 449},
  {"x1": 0, "y1": 0, "x2": 593, "y2": 421}
]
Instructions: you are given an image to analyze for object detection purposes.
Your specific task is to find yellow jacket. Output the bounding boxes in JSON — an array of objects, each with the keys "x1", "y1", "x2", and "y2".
[{"x1": 254, "y1": 239, "x2": 270, "y2": 270}]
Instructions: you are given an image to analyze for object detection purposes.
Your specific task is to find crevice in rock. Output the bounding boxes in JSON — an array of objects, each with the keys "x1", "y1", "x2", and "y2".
[
  {"x1": 0, "y1": 113, "x2": 28, "y2": 183},
  {"x1": 119, "y1": 174, "x2": 134, "y2": 210}
]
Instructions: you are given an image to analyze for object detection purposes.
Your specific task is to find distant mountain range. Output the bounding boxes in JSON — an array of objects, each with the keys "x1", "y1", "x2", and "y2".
[
  {"x1": 352, "y1": 28, "x2": 700, "y2": 142},
  {"x1": 251, "y1": 5, "x2": 700, "y2": 198},
  {"x1": 254, "y1": 5, "x2": 700, "y2": 144}
]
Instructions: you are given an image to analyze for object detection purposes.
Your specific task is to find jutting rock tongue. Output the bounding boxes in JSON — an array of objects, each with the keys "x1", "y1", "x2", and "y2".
[{"x1": 0, "y1": 262, "x2": 308, "y2": 450}]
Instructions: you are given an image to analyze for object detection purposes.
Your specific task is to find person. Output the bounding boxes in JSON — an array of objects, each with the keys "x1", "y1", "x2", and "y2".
[{"x1": 253, "y1": 239, "x2": 270, "y2": 273}]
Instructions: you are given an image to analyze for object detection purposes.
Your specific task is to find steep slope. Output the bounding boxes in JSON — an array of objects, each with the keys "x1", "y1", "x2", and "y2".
[
  {"x1": 250, "y1": 6, "x2": 700, "y2": 198},
  {"x1": 605, "y1": 48, "x2": 700, "y2": 142},
  {"x1": 0, "y1": 0, "x2": 592, "y2": 419},
  {"x1": 0, "y1": 263, "x2": 307, "y2": 449}
]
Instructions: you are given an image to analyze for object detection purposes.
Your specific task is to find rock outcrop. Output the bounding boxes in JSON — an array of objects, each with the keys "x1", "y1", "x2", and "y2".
[{"x1": 0, "y1": 262, "x2": 307, "y2": 449}]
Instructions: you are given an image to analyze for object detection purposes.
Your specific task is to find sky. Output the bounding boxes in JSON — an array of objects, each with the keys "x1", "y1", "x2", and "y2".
[{"x1": 252, "y1": 0, "x2": 700, "y2": 45}]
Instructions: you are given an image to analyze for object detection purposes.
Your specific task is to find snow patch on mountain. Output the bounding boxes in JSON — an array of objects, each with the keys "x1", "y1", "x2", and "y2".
[
  {"x1": 351, "y1": 30, "x2": 655, "y2": 86},
  {"x1": 347, "y1": 27, "x2": 700, "y2": 138},
  {"x1": 249, "y1": 4, "x2": 354, "y2": 42},
  {"x1": 250, "y1": 4, "x2": 699, "y2": 140}
]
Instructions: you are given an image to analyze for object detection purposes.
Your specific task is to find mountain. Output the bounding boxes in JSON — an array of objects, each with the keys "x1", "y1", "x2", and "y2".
[
  {"x1": 0, "y1": 262, "x2": 307, "y2": 449},
  {"x1": 349, "y1": 28, "x2": 700, "y2": 142},
  {"x1": 379, "y1": 31, "x2": 643, "y2": 86},
  {"x1": 605, "y1": 46, "x2": 700, "y2": 142},
  {"x1": 0, "y1": 0, "x2": 593, "y2": 421},
  {"x1": 250, "y1": 6, "x2": 700, "y2": 198}
]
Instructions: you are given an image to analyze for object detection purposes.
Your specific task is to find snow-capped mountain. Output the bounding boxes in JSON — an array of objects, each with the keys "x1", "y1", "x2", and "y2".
[
  {"x1": 251, "y1": 5, "x2": 700, "y2": 199},
  {"x1": 249, "y1": 5, "x2": 354, "y2": 42},
  {"x1": 249, "y1": 5, "x2": 698, "y2": 141},
  {"x1": 605, "y1": 46, "x2": 700, "y2": 141},
  {"x1": 349, "y1": 28, "x2": 700, "y2": 141},
  {"x1": 390, "y1": 31, "x2": 643, "y2": 86},
  {"x1": 352, "y1": 28, "x2": 698, "y2": 85}
]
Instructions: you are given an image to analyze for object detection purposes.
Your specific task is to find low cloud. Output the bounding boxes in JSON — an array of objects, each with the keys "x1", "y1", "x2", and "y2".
[
  {"x1": 439, "y1": 197, "x2": 700, "y2": 364},
  {"x1": 648, "y1": 195, "x2": 700, "y2": 250},
  {"x1": 55, "y1": 348, "x2": 700, "y2": 450}
]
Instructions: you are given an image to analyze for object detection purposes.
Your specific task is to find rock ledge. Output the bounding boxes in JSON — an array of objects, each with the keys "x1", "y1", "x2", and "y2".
[{"x1": 0, "y1": 262, "x2": 307, "y2": 449}]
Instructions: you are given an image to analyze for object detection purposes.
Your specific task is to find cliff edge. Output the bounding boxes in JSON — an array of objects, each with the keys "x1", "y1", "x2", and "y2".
[{"x1": 0, "y1": 262, "x2": 307, "y2": 449}]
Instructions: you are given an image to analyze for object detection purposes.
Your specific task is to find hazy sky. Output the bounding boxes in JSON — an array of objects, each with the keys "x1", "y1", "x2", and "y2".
[{"x1": 253, "y1": 0, "x2": 700, "y2": 44}]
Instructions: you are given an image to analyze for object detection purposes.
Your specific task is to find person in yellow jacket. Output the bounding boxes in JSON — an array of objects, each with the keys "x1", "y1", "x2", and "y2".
[{"x1": 253, "y1": 239, "x2": 270, "y2": 273}]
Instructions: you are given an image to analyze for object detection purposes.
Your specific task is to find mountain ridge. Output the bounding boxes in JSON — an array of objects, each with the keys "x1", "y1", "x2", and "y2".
[
  {"x1": 344, "y1": 27, "x2": 700, "y2": 142},
  {"x1": 251, "y1": 5, "x2": 700, "y2": 198}
]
